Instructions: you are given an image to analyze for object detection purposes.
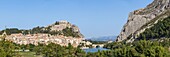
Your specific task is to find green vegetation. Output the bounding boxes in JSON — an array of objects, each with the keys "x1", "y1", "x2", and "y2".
[
  {"x1": 19, "y1": 52, "x2": 42, "y2": 57},
  {"x1": 0, "y1": 39, "x2": 86, "y2": 57},
  {"x1": 62, "y1": 27, "x2": 80, "y2": 37},
  {"x1": 103, "y1": 39, "x2": 170, "y2": 57},
  {"x1": 0, "y1": 28, "x2": 23, "y2": 35},
  {"x1": 138, "y1": 16, "x2": 170, "y2": 40},
  {"x1": 55, "y1": 21, "x2": 59, "y2": 25},
  {"x1": 33, "y1": 43, "x2": 86, "y2": 57},
  {"x1": 0, "y1": 39, "x2": 20, "y2": 57}
]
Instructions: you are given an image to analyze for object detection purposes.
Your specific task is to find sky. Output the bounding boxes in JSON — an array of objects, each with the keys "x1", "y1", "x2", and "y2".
[{"x1": 0, "y1": 0, "x2": 153, "y2": 38}]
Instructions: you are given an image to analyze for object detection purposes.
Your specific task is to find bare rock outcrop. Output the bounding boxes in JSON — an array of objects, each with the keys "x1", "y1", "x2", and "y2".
[
  {"x1": 44, "y1": 20, "x2": 84, "y2": 38},
  {"x1": 117, "y1": 0, "x2": 170, "y2": 42}
]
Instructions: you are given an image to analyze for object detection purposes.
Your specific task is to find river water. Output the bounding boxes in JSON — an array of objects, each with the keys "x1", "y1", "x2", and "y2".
[{"x1": 83, "y1": 47, "x2": 108, "y2": 53}]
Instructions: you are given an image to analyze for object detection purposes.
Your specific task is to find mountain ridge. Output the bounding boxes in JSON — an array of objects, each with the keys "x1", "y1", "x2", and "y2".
[{"x1": 117, "y1": 0, "x2": 170, "y2": 42}]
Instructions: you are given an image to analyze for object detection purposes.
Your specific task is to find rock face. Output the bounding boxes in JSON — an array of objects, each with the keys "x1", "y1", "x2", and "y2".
[
  {"x1": 116, "y1": 0, "x2": 170, "y2": 42},
  {"x1": 44, "y1": 20, "x2": 84, "y2": 38}
]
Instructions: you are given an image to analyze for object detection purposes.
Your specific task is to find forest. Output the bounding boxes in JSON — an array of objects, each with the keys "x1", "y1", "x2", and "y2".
[{"x1": 138, "y1": 16, "x2": 170, "y2": 40}]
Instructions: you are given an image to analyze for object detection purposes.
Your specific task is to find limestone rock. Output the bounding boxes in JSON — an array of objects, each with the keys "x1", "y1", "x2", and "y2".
[
  {"x1": 46, "y1": 20, "x2": 84, "y2": 38},
  {"x1": 116, "y1": 0, "x2": 170, "y2": 42}
]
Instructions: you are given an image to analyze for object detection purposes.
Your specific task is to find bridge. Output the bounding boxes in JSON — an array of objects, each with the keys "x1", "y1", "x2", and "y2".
[{"x1": 92, "y1": 44, "x2": 105, "y2": 48}]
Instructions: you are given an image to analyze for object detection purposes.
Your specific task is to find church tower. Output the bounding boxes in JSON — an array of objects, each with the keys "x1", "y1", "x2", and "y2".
[
  {"x1": 0, "y1": 30, "x2": 7, "y2": 41},
  {"x1": 2, "y1": 31, "x2": 7, "y2": 37}
]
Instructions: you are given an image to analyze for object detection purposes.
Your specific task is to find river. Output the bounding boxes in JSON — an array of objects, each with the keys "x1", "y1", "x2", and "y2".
[{"x1": 83, "y1": 47, "x2": 109, "y2": 53}]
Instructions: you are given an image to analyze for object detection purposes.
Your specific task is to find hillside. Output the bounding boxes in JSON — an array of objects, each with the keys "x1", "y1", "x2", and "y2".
[
  {"x1": 117, "y1": 0, "x2": 170, "y2": 42},
  {"x1": 137, "y1": 13, "x2": 170, "y2": 40},
  {"x1": 0, "y1": 20, "x2": 84, "y2": 38}
]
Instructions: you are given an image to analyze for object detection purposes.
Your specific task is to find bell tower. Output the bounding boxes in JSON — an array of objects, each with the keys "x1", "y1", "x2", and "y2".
[
  {"x1": 0, "y1": 26, "x2": 7, "y2": 41},
  {"x1": 2, "y1": 26, "x2": 7, "y2": 38},
  {"x1": 2, "y1": 31, "x2": 7, "y2": 37}
]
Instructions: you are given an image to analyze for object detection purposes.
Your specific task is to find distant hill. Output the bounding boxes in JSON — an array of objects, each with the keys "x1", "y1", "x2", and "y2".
[
  {"x1": 86, "y1": 36, "x2": 116, "y2": 41},
  {"x1": 0, "y1": 20, "x2": 84, "y2": 38}
]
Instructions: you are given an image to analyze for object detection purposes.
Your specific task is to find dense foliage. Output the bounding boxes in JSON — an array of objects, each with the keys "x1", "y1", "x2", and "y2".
[
  {"x1": 0, "y1": 39, "x2": 86, "y2": 57},
  {"x1": 62, "y1": 27, "x2": 80, "y2": 37},
  {"x1": 0, "y1": 28, "x2": 23, "y2": 35},
  {"x1": 103, "y1": 39, "x2": 170, "y2": 57},
  {"x1": 0, "y1": 39, "x2": 20, "y2": 57},
  {"x1": 33, "y1": 43, "x2": 86, "y2": 57},
  {"x1": 138, "y1": 16, "x2": 170, "y2": 40}
]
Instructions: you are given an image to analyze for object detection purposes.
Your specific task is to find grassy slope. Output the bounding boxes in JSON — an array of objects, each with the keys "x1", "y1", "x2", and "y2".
[{"x1": 19, "y1": 52, "x2": 42, "y2": 57}]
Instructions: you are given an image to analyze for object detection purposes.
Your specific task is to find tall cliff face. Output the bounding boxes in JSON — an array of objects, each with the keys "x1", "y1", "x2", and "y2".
[{"x1": 117, "y1": 0, "x2": 170, "y2": 42}]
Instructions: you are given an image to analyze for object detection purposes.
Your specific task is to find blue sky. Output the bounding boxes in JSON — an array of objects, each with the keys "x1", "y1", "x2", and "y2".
[{"x1": 0, "y1": 0, "x2": 153, "y2": 38}]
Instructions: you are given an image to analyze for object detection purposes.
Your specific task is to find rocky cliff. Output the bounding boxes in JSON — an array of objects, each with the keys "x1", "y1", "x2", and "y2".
[
  {"x1": 44, "y1": 20, "x2": 84, "y2": 38},
  {"x1": 116, "y1": 0, "x2": 170, "y2": 42}
]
